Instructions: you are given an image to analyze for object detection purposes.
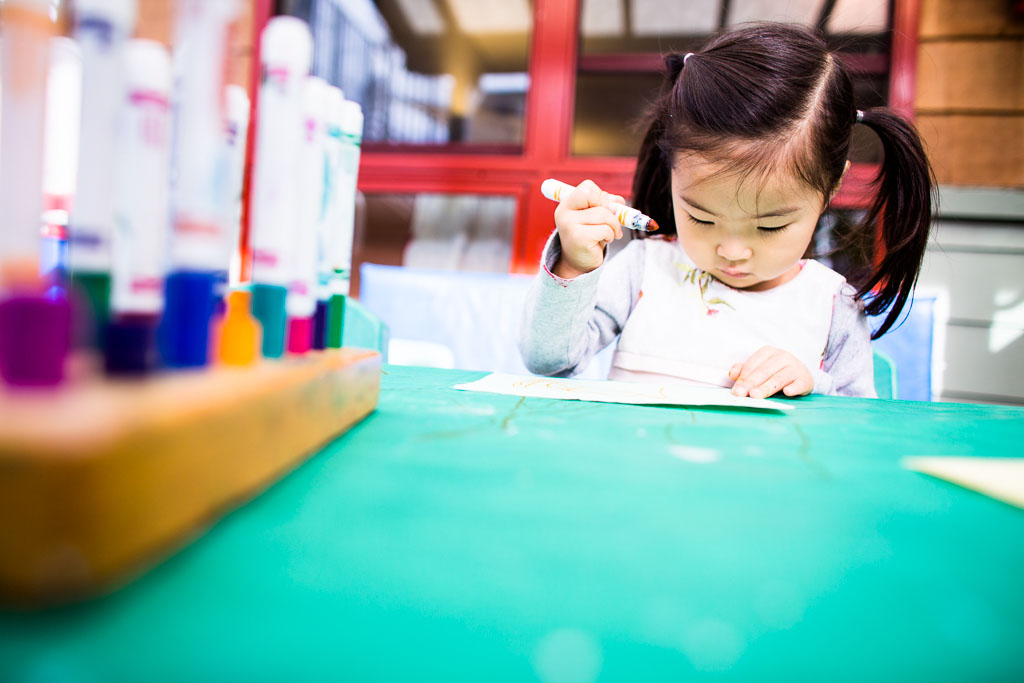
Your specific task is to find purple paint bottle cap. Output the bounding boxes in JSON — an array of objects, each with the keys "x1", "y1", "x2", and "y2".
[{"x1": 0, "y1": 293, "x2": 72, "y2": 387}]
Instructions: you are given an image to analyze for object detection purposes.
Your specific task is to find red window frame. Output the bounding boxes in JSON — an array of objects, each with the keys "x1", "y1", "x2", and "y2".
[{"x1": 242, "y1": 0, "x2": 920, "y2": 277}]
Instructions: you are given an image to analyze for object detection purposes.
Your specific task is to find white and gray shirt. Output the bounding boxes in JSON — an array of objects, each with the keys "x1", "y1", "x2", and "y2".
[{"x1": 519, "y1": 231, "x2": 877, "y2": 398}]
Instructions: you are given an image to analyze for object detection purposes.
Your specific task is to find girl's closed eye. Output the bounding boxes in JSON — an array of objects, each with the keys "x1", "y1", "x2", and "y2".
[{"x1": 686, "y1": 211, "x2": 788, "y2": 235}]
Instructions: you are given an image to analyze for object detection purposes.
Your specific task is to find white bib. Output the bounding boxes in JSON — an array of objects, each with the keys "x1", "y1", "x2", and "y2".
[{"x1": 609, "y1": 239, "x2": 846, "y2": 387}]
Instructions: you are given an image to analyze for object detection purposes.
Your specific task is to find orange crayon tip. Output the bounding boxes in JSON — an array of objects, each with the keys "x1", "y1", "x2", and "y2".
[{"x1": 648, "y1": 218, "x2": 660, "y2": 231}]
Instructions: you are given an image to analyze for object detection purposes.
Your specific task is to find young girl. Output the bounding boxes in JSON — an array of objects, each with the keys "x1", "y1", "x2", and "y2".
[{"x1": 519, "y1": 23, "x2": 934, "y2": 399}]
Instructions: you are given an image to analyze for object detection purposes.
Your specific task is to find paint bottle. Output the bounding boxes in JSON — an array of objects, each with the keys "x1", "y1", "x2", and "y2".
[
  {"x1": 315, "y1": 84, "x2": 344, "y2": 350},
  {"x1": 159, "y1": 0, "x2": 238, "y2": 368},
  {"x1": 286, "y1": 76, "x2": 328, "y2": 355},
  {"x1": 222, "y1": 84, "x2": 250, "y2": 293},
  {"x1": 104, "y1": 39, "x2": 172, "y2": 375},
  {"x1": 249, "y1": 16, "x2": 312, "y2": 358},
  {"x1": 41, "y1": 37, "x2": 83, "y2": 290},
  {"x1": 0, "y1": 0, "x2": 70, "y2": 387},
  {"x1": 67, "y1": 0, "x2": 137, "y2": 350},
  {"x1": 325, "y1": 99, "x2": 363, "y2": 348}
]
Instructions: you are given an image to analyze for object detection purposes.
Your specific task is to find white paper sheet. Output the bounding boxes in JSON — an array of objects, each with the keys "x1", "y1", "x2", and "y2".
[
  {"x1": 902, "y1": 456, "x2": 1024, "y2": 509},
  {"x1": 453, "y1": 372, "x2": 794, "y2": 411}
]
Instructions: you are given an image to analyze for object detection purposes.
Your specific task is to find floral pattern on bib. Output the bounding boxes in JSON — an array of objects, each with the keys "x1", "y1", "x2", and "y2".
[{"x1": 677, "y1": 263, "x2": 734, "y2": 317}]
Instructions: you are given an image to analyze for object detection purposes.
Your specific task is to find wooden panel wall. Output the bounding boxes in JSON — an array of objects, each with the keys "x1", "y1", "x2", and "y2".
[{"x1": 916, "y1": 0, "x2": 1024, "y2": 188}]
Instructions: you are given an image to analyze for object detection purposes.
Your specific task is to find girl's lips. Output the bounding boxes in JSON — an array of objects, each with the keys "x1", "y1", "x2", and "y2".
[{"x1": 719, "y1": 267, "x2": 751, "y2": 278}]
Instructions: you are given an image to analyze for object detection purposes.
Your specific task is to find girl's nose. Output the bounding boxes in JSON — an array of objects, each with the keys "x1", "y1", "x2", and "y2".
[{"x1": 717, "y1": 241, "x2": 752, "y2": 262}]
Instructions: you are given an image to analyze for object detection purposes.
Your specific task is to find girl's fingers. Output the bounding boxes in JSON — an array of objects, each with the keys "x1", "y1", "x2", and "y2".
[
  {"x1": 563, "y1": 179, "x2": 606, "y2": 210},
  {"x1": 602, "y1": 191, "x2": 627, "y2": 206},
  {"x1": 576, "y1": 207, "x2": 623, "y2": 236},
  {"x1": 747, "y1": 365, "x2": 795, "y2": 399},
  {"x1": 566, "y1": 219, "x2": 616, "y2": 247},
  {"x1": 781, "y1": 374, "x2": 813, "y2": 397},
  {"x1": 731, "y1": 348, "x2": 813, "y2": 399},
  {"x1": 728, "y1": 362, "x2": 743, "y2": 380},
  {"x1": 731, "y1": 348, "x2": 780, "y2": 395},
  {"x1": 591, "y1": 224, "x2": 617, "y2": 246}
]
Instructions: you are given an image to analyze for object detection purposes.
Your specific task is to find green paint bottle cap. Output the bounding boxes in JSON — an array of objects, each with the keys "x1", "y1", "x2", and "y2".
[{"x1": 251, "y1": 283, "x2": 287, "y2": 358}]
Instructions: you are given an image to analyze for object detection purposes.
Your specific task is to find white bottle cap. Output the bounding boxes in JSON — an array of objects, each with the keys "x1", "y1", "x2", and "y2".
[
  {"x1": 122, "y1": 39, "x2": 171, "y2": 95},
  {"x1": 302, "y1": 75, "x2": 330, "y2": 121},
  {"x1": 340, "y1": 100, "x2": 363, "y2": 138},
  {"x1": 260, "y1": 16, "x2": 313, "y2": 76},
  {"x1": 325, "y1": 85, "x2": 345, "y2": 128}
]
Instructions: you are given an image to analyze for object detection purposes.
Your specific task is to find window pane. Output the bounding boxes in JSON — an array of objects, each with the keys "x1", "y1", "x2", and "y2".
[
  {"x1": 351, "y1": 192, "x2": 517, "y2": 294},
  {"x1": 284, "y1": 0, "x2": 532, "y2": 150},
  {"x1": 573, "y1": 0, "x2": 892, "y2": 161}
]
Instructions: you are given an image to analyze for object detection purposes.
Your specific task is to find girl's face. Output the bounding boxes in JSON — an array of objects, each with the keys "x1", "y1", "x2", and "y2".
[{"x1": 670, "y1": 153, "x2": 827, "y2": 291}]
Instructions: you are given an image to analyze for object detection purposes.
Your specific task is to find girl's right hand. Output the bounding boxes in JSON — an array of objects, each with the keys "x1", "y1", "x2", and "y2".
[{"x1": 552, "y1": 179, "x2": 625, "y2": 279}]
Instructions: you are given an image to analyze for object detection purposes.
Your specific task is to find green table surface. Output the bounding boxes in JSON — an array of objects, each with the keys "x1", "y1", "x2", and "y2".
[{"x1": 2, "y1": 365, "x2": 1023, "y2": 681}]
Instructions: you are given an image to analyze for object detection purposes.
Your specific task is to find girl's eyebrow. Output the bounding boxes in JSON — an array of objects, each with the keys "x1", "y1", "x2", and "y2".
[{"x1": 680, "y1": 194, "x2": 799, "y2": 218}]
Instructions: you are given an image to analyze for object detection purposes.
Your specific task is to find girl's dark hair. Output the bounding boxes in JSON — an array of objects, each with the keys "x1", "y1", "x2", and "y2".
[{"x1": 633, "y1": 23, "x2": 935, "y2": 338}]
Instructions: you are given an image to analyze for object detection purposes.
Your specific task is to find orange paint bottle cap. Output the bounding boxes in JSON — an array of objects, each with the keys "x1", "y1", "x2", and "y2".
[{"x1": 218, "y1": 290, "x2": 261, "y2": 366}]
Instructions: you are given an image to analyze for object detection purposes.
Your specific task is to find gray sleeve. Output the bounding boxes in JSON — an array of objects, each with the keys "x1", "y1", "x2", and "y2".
[
  {"x1": 518, "y1": 231, "x2": 645, "y2": 377},
  {"x1": 812, "y1": 284, "x2": 877, "y2": 398}
]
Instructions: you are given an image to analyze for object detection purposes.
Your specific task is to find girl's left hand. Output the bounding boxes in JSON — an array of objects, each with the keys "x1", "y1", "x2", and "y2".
[{"x1": 729, "y1": 347, "x2": 813, "y2": 399}]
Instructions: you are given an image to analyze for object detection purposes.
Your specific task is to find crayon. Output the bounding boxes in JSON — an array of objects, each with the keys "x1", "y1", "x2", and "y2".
[{"x1": 540, "y1": 178, "x2": 659, "y2": 232}]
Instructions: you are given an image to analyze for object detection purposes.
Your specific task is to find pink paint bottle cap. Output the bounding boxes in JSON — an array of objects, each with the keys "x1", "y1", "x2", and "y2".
[{"x1": 286, "y1": 316, "x2": 313, "y2": 355}]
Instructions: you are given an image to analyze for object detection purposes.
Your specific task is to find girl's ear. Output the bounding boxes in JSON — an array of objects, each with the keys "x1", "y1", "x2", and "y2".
[{"x1": 829, "y1": 160, "x2": 852, "y2": 203}]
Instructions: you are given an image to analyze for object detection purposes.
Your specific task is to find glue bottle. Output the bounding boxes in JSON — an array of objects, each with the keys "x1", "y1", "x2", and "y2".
[
  {"x1": 248, "y1": 16, "x2": 313, "y2": 358},
  {"x1": 159, "y1": 0, "x2": 238, "y2": 368},
  {"x1": 67, "y1": 0, "x2": 137, "y2": 350},
  {"x1": 0, "y1": 0, "x2": 70, "y2": 387},
  {"x1": 325, "y1": 99, "x2": 363, "y2": 348},
  {"x1": 105, "y1": 39, "x2": 172, "y2": 375}
]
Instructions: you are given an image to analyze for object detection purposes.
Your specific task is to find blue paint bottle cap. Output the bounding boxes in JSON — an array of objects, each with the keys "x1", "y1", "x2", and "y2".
[{"x1": 159, "y1": 270, "x2": 215, "y2": 368}]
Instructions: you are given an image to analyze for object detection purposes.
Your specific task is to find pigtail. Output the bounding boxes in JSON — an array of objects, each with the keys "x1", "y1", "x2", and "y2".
[
  {"x1": 631, "y1": 54, "x2": 688, "y2": 237},
  {"x1": 631, "y1": 115, "x2": 676, "y2": 236},
  {"x1": 855, "y1": 108, "x2": 936, "y2": 339}
]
